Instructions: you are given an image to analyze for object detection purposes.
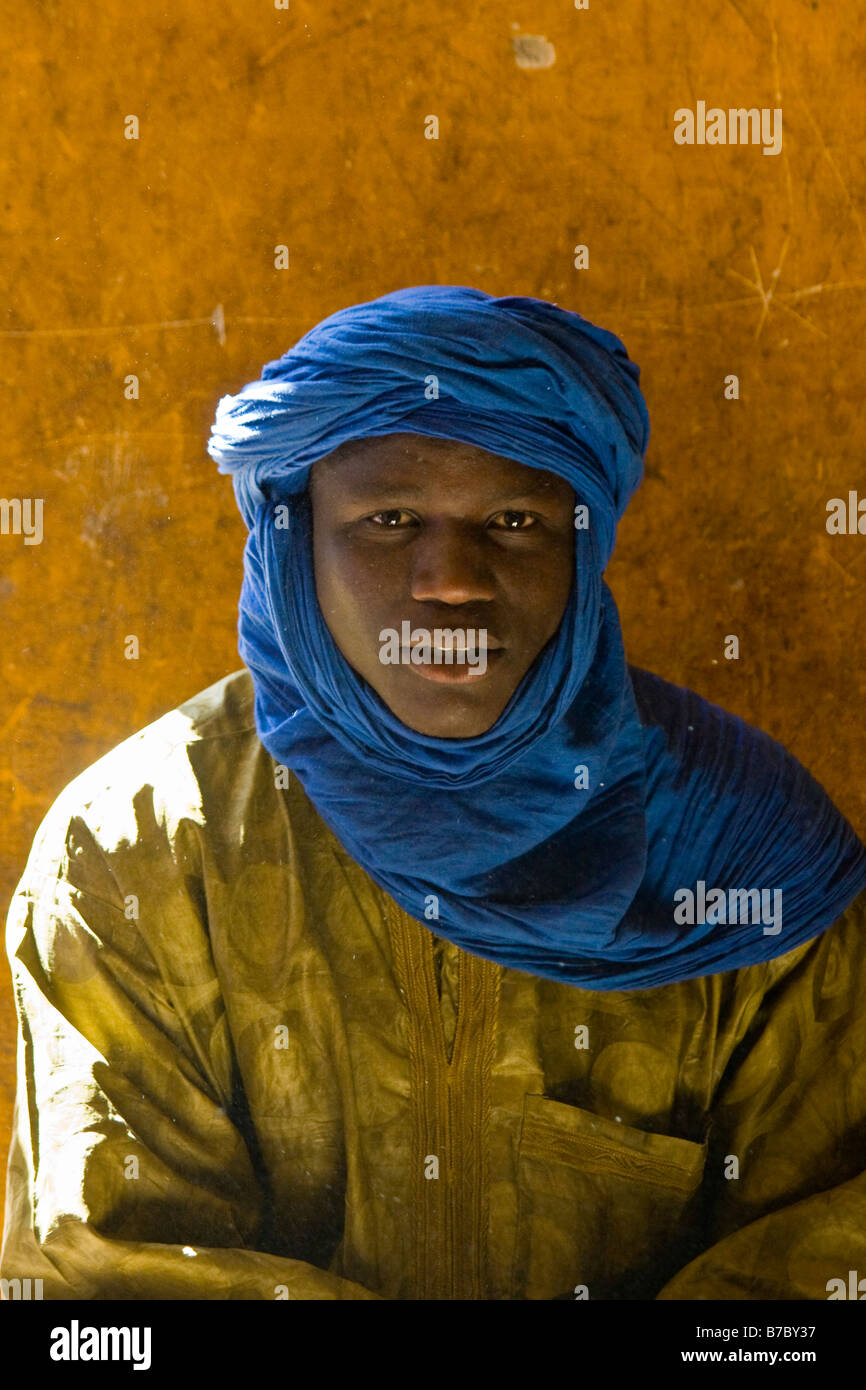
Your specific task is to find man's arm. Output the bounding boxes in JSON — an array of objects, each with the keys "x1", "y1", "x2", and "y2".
[
  {"x1": 1, "y1": 800, "x2": 380, "y2": 1301},
  {"x1": 657, "y1": 895, "x2": 866, "y2": 1300}
]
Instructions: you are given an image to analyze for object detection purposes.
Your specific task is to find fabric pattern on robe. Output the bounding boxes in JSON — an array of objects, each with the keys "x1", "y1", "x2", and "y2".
[{"x1": 3, "y1": 669, "x2": 866, "y2": 1301}]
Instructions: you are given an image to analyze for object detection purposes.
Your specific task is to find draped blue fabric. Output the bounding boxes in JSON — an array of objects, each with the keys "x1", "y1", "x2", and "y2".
[{"x1": 207, "y1": 285, "x2": 866, "y2": 989}]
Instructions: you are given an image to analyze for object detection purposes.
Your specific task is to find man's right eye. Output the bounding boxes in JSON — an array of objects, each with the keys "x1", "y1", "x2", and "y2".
[{"x1": 367, "y1": 510, "x2": 414, "y2": 527}]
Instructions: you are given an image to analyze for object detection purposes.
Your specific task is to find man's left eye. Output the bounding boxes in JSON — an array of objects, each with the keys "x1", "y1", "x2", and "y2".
[{"x1": 492, "y1": 511, "x2": 536, "y2": 530}]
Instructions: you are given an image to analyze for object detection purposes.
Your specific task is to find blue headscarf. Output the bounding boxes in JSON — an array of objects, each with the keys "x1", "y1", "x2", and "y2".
[{"x1": 207, "y1": 285, "x2": 866, "y2": 989}]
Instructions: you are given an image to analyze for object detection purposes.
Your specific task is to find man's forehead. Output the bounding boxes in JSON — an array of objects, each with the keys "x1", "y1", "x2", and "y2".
[{"x1": 310, "y1": 432, "x2": 569, "y2": 497}]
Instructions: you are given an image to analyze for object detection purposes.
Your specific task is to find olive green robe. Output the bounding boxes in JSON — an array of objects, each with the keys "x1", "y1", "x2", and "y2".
[{"x1": 3, "y1": 670, "x2": 866, "y2": 1300}]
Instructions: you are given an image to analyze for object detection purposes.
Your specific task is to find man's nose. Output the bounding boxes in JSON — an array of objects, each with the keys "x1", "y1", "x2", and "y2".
[{"x1": 409, "y1": 522, "x2": 496, "y2": 606}]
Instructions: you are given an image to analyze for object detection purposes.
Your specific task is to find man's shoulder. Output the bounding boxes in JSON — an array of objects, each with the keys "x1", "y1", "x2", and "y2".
[
  {"x1": 69, "y1": 667, "x2": 256, "y2": 791},
  {"x1": 627, "y1": 663, "x2": 801, "y2": 781},
  {"x1": 26, "y1": 669, "x2": 262, "y2": 863},
  {"x1": 172, "y1": 667, "x2": 258, "y2": 743}
]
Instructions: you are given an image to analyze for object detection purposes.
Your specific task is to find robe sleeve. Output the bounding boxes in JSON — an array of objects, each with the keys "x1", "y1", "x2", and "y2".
[
  {"x1": 0, "y1": 797, "x2": 381, "y2": 1301},
  {"x1": 656, "y1": 894, "x2": 866, "y2": 1300}
]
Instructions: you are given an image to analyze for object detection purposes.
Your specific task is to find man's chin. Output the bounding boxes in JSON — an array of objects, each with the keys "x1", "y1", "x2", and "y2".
[{"x1": 374, "y1": 673, "x2": 517, "y2": 739}]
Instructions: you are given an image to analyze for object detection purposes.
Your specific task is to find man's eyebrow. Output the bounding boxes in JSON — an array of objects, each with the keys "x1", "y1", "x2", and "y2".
[
  {"x1": 334, "y1": 479, "x2": 429, "y2": 500},
  {"x1": 487, "y1": 481, "x2": 567, "y2": 503},
  {"x1": 330, "y1": 477, "x2": 567, "y2": 504}
]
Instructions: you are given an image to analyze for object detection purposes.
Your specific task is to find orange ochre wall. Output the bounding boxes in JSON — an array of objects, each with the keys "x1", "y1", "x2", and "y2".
[{"x1": 2, "y1": 0, "x2": 865, "y2": 1236}]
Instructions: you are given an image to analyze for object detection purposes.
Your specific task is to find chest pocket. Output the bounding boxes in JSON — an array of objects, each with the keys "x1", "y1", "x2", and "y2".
[{"x1": 511, "y1": 1094, "x2": 708, "y2": 1300}]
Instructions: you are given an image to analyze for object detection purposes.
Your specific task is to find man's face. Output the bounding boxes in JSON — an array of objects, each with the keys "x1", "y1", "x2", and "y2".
[{"x1": 309, "y1": 433, "x2": 575, "y2": 737}]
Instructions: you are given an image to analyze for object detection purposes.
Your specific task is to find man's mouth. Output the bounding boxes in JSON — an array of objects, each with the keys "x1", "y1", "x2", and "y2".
[
  {"x1": 400, "y1": 636, "x2": 505, "y2": 681},
  {"x1": 402, "y1": 645, "x2": 505, "y2": 684},
  {"x1": 407, "y1": 638, "x2": 504, "y2": 655},
  {"x1": 377, "y1": 621, "x2": 504, "y2": 682}
]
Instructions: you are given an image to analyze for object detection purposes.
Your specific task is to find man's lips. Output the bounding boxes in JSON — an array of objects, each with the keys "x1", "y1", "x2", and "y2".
[
  {"x1": 400, "y1": 647, "x2": 506, "y2": 683},
  {"x1": 407, "y1": 639, "x2": 504, "y2": 653}
]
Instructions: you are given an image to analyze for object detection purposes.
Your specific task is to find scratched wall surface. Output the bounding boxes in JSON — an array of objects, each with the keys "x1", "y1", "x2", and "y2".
[{"x1": 1, "y1": 1, "x2": 865, "y2": 1228}]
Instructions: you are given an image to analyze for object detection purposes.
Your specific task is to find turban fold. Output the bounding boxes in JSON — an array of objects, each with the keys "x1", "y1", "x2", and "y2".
[{"x1": 208, "y1": 284, "x2": 866, "y2": 989}]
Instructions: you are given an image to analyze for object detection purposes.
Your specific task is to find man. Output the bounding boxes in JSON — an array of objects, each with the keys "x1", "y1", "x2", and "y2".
[{"x1": 3, "y1": 284, "x2": 866, "y2": 1300}]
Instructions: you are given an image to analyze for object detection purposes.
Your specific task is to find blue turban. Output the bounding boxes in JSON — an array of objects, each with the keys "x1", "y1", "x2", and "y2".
[{"x1": 207, "y1": 284, "x2": 866, "y2": 989}]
